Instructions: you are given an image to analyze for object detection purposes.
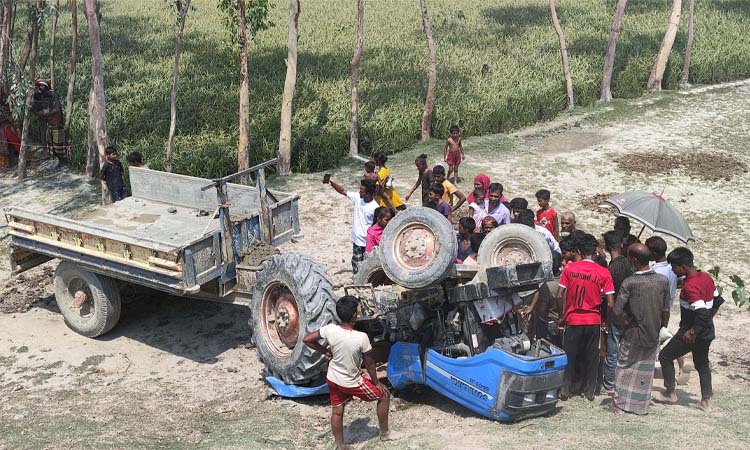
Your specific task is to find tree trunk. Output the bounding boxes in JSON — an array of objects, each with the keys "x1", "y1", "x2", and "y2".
[
  {"x1": 550, "y1": 0, "x2": 574, "y2": 111},
  {"x1": 419, "y1": 0, "x2": 436, "y2": 141},
  {"x1": 600, "y1": 0, "x2": 628, "y2": 102},
  {"x1": 17, "y1": 18, "x2": 39, "y2": 181},
  {"x1": 647, "y1": 0, "x2": 682, "y2": 92},
  {"x1": 165, "y1": 0, "x2": 191, "y2": 173},
  {"x1": 278, "y1": 0, "x2": 300, "y2": 176},
  {"x1": 0, "y1": 0, "x2": 12, "y2": 81},
  {"x1": 12, "y1": 29, "x2": 32, "y2": 89},
  {"x1": 349, "y1": 0, "x2": 364, "y2": 157},
  {"x1": 64, "y1": 0, "x2": 78, "y2": 135},
  {"x1": 83, "y1": 0, "x2": 110, "y2": 204},
  {"x1": 50, "y1": 0, "x2": 59, "y2": 90},
  {"x1": 236, "y1": 0, "x2": 251, "y2": 183},
  {"x1": 681, "y1": 0, "x2": 695, "y2": 87},
  {"x1": 85, "y1": 85, "x2": 97, "y2": 178}
]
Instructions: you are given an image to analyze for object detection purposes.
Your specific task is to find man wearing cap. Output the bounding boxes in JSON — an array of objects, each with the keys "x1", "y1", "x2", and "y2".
[{"x1": 31, "y1": 78, "x2": 67, "y2": 164}]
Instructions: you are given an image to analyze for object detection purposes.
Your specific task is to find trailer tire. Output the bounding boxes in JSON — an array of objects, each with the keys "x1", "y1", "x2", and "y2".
[
  {"x1": 379, "y1": 207, "x2": 457, "y2": 289},
  {"x1": 252, "y1": 254, "x2": 337, "y2": 386},
  {"x1": 53, "y1": 262, "x2": 122, "y2": 338},
  {"x1": 477, "y1": 224, "x2": 552, "y2": 268},
  {"x1": 353, "y1": 251, "x2": 394, "y2": 287}
]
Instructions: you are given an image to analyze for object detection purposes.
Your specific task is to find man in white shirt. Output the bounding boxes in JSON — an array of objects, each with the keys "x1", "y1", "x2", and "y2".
[
  {"x1": 304, "y1": 296, "x2": 402, "y2": 449},
  {"x1": 328, "y1": 178, "x2": 379, "y2": 274}
]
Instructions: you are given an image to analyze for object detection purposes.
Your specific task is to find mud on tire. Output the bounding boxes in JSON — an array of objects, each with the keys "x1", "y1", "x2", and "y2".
[
  {"x1": 53, "y1": 261, "x2": 122, "y2": 338},
  {"x1": 252, "y1": 253, "x2": 337, "y2": 386}
]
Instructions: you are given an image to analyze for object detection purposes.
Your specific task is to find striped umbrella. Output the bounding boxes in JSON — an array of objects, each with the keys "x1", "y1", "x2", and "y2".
[{"x1": 605, "y1": 191, "x2": 694, "y2": 243}]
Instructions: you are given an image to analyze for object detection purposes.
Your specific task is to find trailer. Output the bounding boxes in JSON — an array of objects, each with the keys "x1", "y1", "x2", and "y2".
[{"x1": 4, "y1": 160, "x2": 338, "y2": 385}]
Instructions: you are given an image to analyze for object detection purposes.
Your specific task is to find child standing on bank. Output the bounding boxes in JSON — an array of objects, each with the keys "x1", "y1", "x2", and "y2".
[
  {"x1": 100, "y1": 146, "x2": 125, "y2": 202},
  {"x1": 304, "y1": 296, "x2": 402, "y2": 450},
  {"x1": 443, "y1": 125, "x2": 464, "y2": 183},
  {"x1": 535, "y1": 189, "x2": 559, "y2": 241}
]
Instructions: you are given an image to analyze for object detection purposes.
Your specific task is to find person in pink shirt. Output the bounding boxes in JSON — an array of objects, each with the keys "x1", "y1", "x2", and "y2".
[{"x1": 365, "y1": 207, "x2": 392, "y2": 253}]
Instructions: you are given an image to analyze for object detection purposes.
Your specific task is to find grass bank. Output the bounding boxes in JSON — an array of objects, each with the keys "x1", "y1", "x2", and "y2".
[{"x1": 19, "y1": 0, "x2": 750, "y2": 176}]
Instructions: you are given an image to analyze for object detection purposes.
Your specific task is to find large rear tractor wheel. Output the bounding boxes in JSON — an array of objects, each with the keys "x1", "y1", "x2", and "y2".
[
  {"x1": 53, "y1": 262, "x2": 122, "y2": 338},
  {"x1": 252, "y1": 253, "x2": 337, "y2": 385},
  {"x1": 379, "y1": 207, "x2": 457, "y2": 289}
]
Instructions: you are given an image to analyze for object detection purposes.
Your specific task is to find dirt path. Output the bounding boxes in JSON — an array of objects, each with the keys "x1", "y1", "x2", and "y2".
[{"x1": 2, "y1": 81, "x2": 750, "y2": 449}]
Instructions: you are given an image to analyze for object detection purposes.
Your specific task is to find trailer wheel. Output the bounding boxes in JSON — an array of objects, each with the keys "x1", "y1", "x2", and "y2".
[
  {"x1": 353, "y1": 251, "x2": 394, "y2": 287},
  {"x1": 477, "y1": 224, "x2": 552, "y2": 268},
  {"x1": 53, "y1": 262, "x2": 122, "y2": 338},
  {"x1": 252, "y1": 254, "x2": 337, "y2": 386},
  {"x1": 379, "y1": 207, "x2": 457, "y2": 289}
]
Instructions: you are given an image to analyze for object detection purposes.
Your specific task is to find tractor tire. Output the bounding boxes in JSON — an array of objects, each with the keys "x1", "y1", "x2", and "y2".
[
  {"x1": 353, "y1": 250, "x2": 394, "y2": 287},
  {"x1": 379, "y1": 207, "x2": 457, "y2": 289},
  {"x1": 53, "y1": 262, "x2": 122, "y2": 338},
  {"x1": 252, "y1": 253, "x2": 337, "y2": 386},
  {"x1": 477, "y1": 224, "x2": 552, "y2": 268}
]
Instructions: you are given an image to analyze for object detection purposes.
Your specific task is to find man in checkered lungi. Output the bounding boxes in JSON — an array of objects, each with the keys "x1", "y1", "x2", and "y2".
[
  {"x1": 611, "y1": 244, "x2": 671, "y2": 414},
  {"x1": 30, "y1": 78, "x2": 68, "y2": 164}
]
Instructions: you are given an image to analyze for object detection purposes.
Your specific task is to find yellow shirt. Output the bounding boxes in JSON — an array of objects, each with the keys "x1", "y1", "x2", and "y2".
[
  {"x1": 441, "y1": 180, "x2": 458, "y2": 206},
  {"x1": 377, "y1": 167, "x2": 404, "y2": 208}
]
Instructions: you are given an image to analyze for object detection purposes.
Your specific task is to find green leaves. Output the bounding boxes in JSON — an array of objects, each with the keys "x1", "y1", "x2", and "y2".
[
  {"x1": 217, "y1": 0, "x2": 273, "y2": 45},
  {"x1": 730, "y1": 275, "x2": 747, "y2": 308}
]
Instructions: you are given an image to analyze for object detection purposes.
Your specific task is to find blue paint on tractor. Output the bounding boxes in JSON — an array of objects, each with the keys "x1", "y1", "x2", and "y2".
[
  {"x1": 387, "y1": 341, "x2": 567, "y2": 422},
  {"x1": 266, "y1": 376, "x2": 329, "y2": 398}
]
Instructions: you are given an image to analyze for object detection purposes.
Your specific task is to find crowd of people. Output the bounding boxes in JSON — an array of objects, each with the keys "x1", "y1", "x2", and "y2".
[{"x1": 329, "y1": 134, "x2": 719, "y2": 418}]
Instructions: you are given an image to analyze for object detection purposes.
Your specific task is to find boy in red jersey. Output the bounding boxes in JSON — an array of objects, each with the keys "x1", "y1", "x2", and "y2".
[
  {"x1": 654, "y1": 247, "x2": 717, "y2": 412},
  {"x1": 535, "y1": 189, "x2": 559, "y2": 240},
  {"x1": 556, "y1": 233, "x2": 615, "y2": 400}
]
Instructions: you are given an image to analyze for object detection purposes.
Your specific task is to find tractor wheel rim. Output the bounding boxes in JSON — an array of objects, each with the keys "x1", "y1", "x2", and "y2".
[
  {"x1": 261, "y1": 282, "x2": 300, "y2": 357},
  {"x1": 393, "y1": 224, "x2": 438, "y2": 271},
  {"x1": 494, "y1": 241, "x2": 534, "y2": 266}
]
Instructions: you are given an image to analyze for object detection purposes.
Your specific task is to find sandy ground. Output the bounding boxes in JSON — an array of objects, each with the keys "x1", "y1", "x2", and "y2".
[{"x1": 2, "y1": 81, "x2": 750, "y2": 449}]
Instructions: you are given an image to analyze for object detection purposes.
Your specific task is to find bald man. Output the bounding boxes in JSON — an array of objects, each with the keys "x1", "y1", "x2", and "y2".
[
  {"x1": 610, "y1": 244, "x2": 671, "y2": 415},
  {"x1": 560, "y1": 212, "x2": 576, "y2": 237}
]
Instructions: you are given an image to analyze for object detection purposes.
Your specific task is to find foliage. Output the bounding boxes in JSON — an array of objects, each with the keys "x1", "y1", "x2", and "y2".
[
  {"x1": 708, "y1": 266, "x2": 748, "y2": 310},
  {"x1": 14, "y1": 0, "x2": 750, "y2": 176},
  {"x1": 217, "y1": 0, "x2": 273, "y2": 43}
]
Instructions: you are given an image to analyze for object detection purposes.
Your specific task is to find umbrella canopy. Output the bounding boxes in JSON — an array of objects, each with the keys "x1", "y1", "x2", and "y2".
[{"x1": 605, "y1": 191, "x2": 694, "y2": 243}]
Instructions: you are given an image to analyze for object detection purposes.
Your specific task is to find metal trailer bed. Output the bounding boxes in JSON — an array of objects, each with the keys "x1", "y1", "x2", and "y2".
[{"x1": 4, "y1": 161, "x2": 301, "y2": 303}]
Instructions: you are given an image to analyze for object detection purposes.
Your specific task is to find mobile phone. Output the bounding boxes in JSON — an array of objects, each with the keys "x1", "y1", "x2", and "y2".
[{"x1": 323, "y1": 174, "x2": 331, "y2": 184}]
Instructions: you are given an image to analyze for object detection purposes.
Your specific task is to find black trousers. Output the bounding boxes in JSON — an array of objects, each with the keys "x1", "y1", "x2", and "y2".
[
  {"x1": 659, "y1": 331, "x2": 713, "y2": 399},
  {"x1": 562, "y1": 324, "x2": 600, "y2": 397}
]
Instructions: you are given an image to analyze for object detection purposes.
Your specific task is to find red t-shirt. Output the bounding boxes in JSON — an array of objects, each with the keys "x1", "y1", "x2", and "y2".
[
  {"x1": 680, "y1": 271, "x2": 716, "y2": 310},
  {"x1": 559, "y1": 259, "x2": 615, "y2": 325},
  {"x1": 536, "y1": 208, "x2": 557, "y2": 237}
]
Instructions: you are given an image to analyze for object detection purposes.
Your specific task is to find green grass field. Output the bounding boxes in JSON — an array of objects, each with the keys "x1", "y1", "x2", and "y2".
[{"x1": 20, "y1": 0, "x2": 750, "y2": 176}]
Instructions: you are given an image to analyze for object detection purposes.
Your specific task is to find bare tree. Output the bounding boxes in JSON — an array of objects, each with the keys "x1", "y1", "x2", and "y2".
[
  {"x1": 349, "y1": 0, "x2": 364, "y2": 157},
  {"x1": 17, "y1": 3, "x2": 42, "y2": 181},
  {"x1": 236, "y1": 0, "x2": 251, "y2": 181},
  {"x1": 600, "y1": 0, "x2": 628, "y2": 102},
  {"x1": 49, "y1": 0, "x2": 59, "y2": 89},
  {"x1": 0, "y1": 0, "x2": 12, "y2": 80},
  {"x1": 164, "y1": 0, "x2": 192, "y2": 173},
  {"x1": 681, "y1": 0, "x2": 696, "y2": 87},
  {"x1": 419, "y1": 0, "x2": 436, "y2": 141},
  {"x1": 277, "y1": 0, "x2": 300, "y2": 175},
  {"x1": 550, "y1": 0, "x2": 574, "y2": 111},
  {"x1": 85, "y1": 85, "x2": 97, "y2": 178},
  {"x1": 83, "y1": 0, "x2": 110, "y2": 204},
  {"x1": 64, "y1": 0, "x2": 78, "y2": 136},
  {"x1": 647, "y1": 0, "x2": 682, "y2": 92},
  {"x1": 12, "y1": 29, "x2": 32, "y2": 89}
]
